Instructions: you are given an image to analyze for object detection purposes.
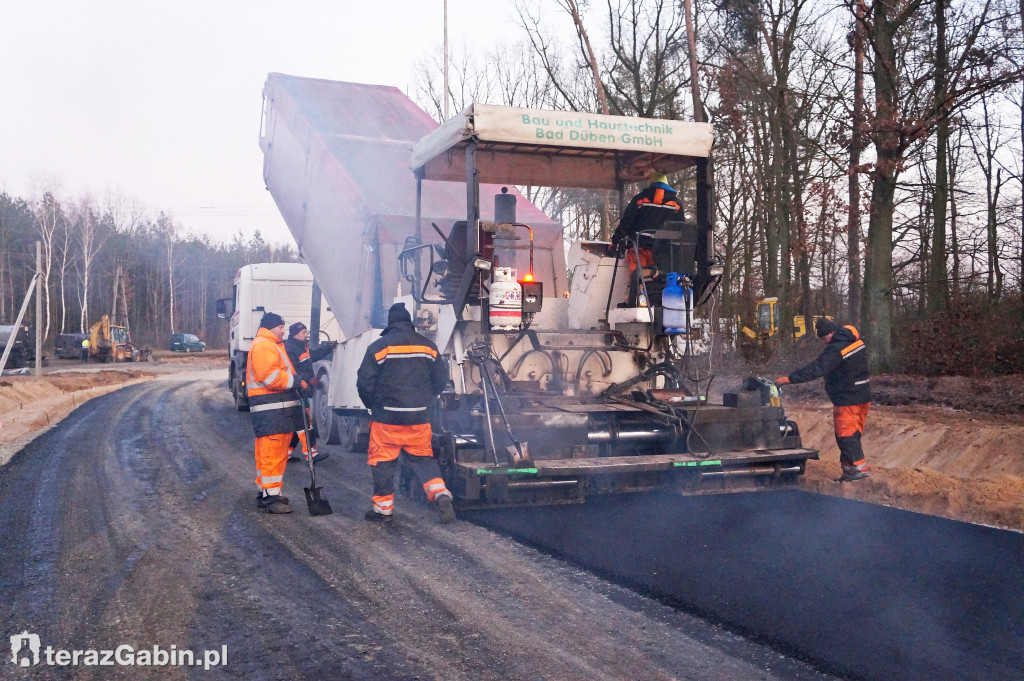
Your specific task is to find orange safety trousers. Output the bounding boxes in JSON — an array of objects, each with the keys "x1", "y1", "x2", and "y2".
[
  {"x1": 288, "y1": 407, "x2": 316, "y2": 456},
  {"x1": 255, "y1": 433, "x2": 290, "y2": 496},
  {"x1": 368, "y1": 422, "x2": 450, "y2": 516},
  {"x1": 625, "y1": 247, "x2": 655, "y2": 274},
  {"x1": 833, "y1": 403, "x2": 871, "y2": 467}
]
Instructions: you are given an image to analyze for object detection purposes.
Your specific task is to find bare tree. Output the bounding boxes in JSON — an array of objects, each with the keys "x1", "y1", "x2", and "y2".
[
  {"x1": 71, "y1": 195, "x2": 110, "y2": 331},
  {"x1": 857, "y1": 0, "x2": 1022, "y2": 368},
  {"x1": 847, "y1": 0, "x2": 867, "y2": 324},
  {"x1": 156, "y1": 212, "x2": 184, "y2": 334},
  {"x1": 31, "y1": 184, "x2": 64, "y2": 342},
  {"x1": 54, "y1": 210, "x2": 75, "y2": 334},
  {"x1": 966, "y1": 92, "x2": 1011, "y2": 303}
]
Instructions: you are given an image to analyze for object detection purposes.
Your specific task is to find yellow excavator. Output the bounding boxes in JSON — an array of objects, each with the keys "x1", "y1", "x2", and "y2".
[
  {"x1": 737, "y1": 297, "x2": 831, "y2": 361},
  {"x1": 88, "y1": 316, "x2": 146, "y2": 362}
]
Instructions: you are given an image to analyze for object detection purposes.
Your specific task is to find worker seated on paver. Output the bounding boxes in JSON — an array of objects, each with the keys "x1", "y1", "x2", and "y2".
[{"x1": 609, "y1": 173, "x2": 683, "y2": 307}]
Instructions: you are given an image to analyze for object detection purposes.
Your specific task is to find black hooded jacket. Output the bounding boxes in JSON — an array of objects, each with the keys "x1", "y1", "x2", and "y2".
[
  {"x1": 284, "y1": 337, "x2": 334, "y2": 382},
  {"x1": 610, "y1": 182, "x2": 683, "y2": 248},
  {"x1": 356, "y1": 320, "x2": 449, "y2": 425},
  {"x1": 787, "y1": 324, "x2": 871, "y2": 407}
]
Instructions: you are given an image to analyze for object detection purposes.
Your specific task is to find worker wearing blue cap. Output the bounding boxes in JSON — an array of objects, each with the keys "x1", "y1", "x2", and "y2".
[{"x1": 609, "y1": 172, "x2": 684, "y2": 305}]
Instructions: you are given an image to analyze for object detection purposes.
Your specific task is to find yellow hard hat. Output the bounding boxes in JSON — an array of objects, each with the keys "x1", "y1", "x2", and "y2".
[{"x1": 651, "y1": 173, "x2": 669, "y2": 185}]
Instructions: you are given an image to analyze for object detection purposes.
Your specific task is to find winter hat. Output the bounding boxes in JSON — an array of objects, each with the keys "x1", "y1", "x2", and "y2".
[
  {"x1": 815, "y1": 317, "x2": 839, "y2": 338},
  {"x1": 387, "y1": 302, "x2": 412, "y2": 325},
  {"x1": 259, "y1": 312, "x2": 285, "y2": 330},
  {"x1": 288, "y1": 321, "x2": 307, "y2": 338}
]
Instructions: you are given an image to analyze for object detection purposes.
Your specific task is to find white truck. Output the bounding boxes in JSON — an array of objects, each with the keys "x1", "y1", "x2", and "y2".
[
  {"x1": 217, "y1": 262, "x2": 342, "y2": 411},
  {"x1": 260, "y1": 73, "x2": 817, "y2": 507}
]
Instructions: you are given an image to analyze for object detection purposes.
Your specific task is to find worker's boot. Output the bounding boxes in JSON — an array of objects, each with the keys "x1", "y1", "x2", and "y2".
[
  {"x1": 838, "y1": 462, "x2": 871, "y2": 483},
  {"x1": 307, "y1": 447, "x2": 330, "y2": 465},
  {"x1": 435, "y1": 492, "x2": 456, "y2": 524},
  {"x1": 255, "y1": 492, "x2": 289, "y2": 504},
  {"x1": 287, "y1": 448, "x2": 299, "y2": 462},
  {"x1": 364, "y1": 509, "x2": 393, "y2": 523},
  {"x1": 258, "y1": 493, "x2": 292, "y2": 514}
]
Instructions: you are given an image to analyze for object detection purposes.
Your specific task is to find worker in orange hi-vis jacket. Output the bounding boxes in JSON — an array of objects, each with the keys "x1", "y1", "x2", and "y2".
[
  {"x1": 356, "y1": 302, "x2": 456, "y2": 524},
  {"x1": 776, "y1": 318, "x2": 872, "y2": 483},
  {"x1": 247, "y1": 312, "x2": 306, "y2": 514}
]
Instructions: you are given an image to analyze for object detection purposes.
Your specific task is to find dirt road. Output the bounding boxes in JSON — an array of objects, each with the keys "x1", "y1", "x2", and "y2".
[{"x1": 1, "y1": 372, "x2": 839, "y2": 680}]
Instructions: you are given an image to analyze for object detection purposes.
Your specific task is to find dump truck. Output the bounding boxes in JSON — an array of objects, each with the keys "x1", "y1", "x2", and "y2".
[
  {"x1": 217, "y1": 262, "x2": 342, "y2": 411},
  {"x1": 260, "y1": 73, "x2": 818, "y2": 507}
]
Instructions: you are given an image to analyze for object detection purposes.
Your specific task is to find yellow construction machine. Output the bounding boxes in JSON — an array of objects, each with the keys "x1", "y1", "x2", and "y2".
[
  {"x1": 737, "y1": 297, "x2": 831, "y2": 361},
  {"x1": 88, "y1": 316, "x2": 146, "y2": 362}
]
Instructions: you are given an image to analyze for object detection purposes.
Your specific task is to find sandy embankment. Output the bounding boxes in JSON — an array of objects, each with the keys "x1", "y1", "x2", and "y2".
[
  {"x1": 789, "y1": 403, "x2": 1024, "y2": 531},
  {"x1": 0, "y1": 370, "x2": 157, "y2": 465}
]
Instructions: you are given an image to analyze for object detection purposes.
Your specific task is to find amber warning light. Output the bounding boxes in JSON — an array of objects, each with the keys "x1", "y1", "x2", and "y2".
[{"x1": 520, "y1": 279, "x2": 543, "y2": 313}]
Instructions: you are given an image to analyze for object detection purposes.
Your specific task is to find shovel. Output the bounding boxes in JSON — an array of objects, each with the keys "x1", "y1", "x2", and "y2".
[{"x1": 297, "y1": 391, "x2": 333, "y2": 516}]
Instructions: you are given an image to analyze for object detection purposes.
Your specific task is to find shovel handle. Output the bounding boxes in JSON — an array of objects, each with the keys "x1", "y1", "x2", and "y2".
[{"x1": 297, "y1": 390, "x2": 317, "y2": 488}]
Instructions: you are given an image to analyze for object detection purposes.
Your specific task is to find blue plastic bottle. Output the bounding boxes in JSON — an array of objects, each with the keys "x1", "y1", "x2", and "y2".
[{"x1": 662, "y1": 272, "x2": 688, "y2": 333}]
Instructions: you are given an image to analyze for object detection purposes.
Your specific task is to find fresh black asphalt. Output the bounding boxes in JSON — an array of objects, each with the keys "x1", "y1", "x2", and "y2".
[{"x1": 469, "y1": 490, "x2": 1024, "y2": 681}]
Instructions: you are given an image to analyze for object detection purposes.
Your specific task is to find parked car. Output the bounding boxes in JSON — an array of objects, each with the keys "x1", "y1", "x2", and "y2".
[
  {"x1": 55, "y1": 332, "x2": 89, "y2": 359},
  {"x1": 170, "y1": 333, "x2": 206, "y2": 352}
]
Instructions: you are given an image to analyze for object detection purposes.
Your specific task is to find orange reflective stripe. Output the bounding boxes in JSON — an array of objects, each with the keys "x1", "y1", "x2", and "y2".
[
  {"x1": 653, "y1": 188, "x2": 665, "y2": 203},
  {"x1": 841, "y1": 339, "x2": 865, "y2": 356},
  {"x1": 843, "y1": 324, "x2": 860, "y2": 340},
  {"x1": 372, "y1": 495, "x2": 395, "y2": 515},
  {"x1": 373, "y1": 344, "x2": 438, "y2": 362},
  {"x1": 422, "y1": 477, "x2": 450, "y2": 502}
]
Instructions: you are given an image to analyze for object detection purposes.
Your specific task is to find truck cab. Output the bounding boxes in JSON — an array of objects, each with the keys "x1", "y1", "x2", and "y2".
[{"x1": 218, "y1": 262, "x2": 342, "y2": 411}]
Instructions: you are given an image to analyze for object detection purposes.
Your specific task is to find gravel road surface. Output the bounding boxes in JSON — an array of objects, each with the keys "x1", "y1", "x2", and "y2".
[{"x1": 0, "y1": 371, "x2": 838, "y2": 680}]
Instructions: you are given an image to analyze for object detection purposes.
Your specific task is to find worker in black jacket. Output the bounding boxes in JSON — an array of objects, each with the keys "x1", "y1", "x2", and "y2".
[
  {"x1": 356, "y1": 303, "x2": 455, "y2": 524},
  {"x1": 609, "y1": 173, "x2": 683, "y2": 306},
  {"x1": 284, "y1": 322, "x2": 336, "y2": 464},
  {"x1": 776, "y1": 318, "x2": 872, "y2": 482}
]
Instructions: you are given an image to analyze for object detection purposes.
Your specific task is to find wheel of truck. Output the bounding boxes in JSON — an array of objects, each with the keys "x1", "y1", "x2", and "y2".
[
  {"x1": 232, "y1": 371, "x2": 249, "y2": 412},
  {"x1": 312, "y1": 372, "x2": 340, "y2": 445},
  {"x1": 335, "y1": 416, "x2": 362, "y2": 453},
  {"x1": 115, "y1": 347, "x2": 126, "y2": 362}
]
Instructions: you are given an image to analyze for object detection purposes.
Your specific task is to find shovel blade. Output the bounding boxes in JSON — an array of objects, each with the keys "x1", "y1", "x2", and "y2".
[
  {"x1": 506, "y1": 441, "x2": 533, "y2": 468},
  {"x1": 304, "y1": 486, "x2": 333, "y2": 516}
]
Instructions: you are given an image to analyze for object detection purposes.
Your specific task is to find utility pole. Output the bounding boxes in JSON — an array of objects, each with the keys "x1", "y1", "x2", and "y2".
[
  {"x1": 443, "y1": 0, "x2": 449, "y2": 120},
  {"x1": 35, "y1": 241, "x2": 43, "y2": 375}
]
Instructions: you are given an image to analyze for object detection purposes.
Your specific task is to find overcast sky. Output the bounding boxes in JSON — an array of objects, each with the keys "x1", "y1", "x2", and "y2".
[{"x1": 0, "y1": 1, "x2": 532, "y2": 245}]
